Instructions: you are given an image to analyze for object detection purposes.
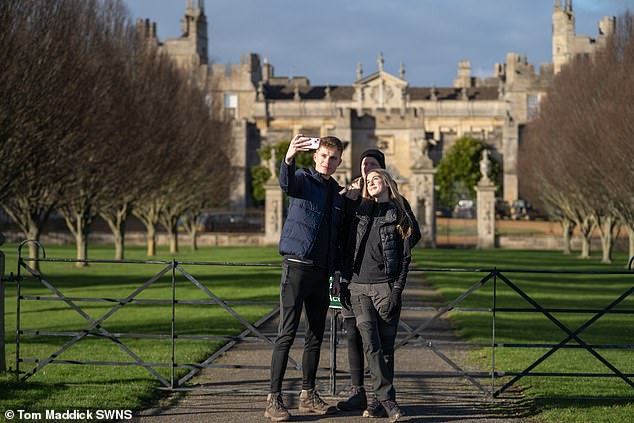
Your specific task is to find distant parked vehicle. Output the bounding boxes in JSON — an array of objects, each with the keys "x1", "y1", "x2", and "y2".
[
  {"x1": 453, "y1": 199, "x2": 475, "y2": 219},
  {"x1": 198, "y1": 211, "x2": 263, "y2": 232},
  {"x1": 510, "y1": 199, "x2": 534, "y2": 220},
  {"x1": 435, "y1": 206, "x2": 453, "y2": 218},
  {"x1": 495, "y1": 199, "x2": 510, "y2": 219}
]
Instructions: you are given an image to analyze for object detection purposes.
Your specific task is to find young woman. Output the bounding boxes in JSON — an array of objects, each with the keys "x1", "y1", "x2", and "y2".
[
  {"x1": 340, "y1": 169, "x2": 417, "y2": 422},
  {"x1": 337, "y1": 149, "x2": 385, "y2": 412}
]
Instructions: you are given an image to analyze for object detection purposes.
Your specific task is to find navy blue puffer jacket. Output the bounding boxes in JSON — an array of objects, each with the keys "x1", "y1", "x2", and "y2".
[{"x1": 278, "y1": 158, "x2": 344, "y2": 274}]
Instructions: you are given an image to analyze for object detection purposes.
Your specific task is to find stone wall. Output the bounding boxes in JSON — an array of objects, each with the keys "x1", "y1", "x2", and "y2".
[
  {"x1": 497, "y1": 235, "x2": 628, "y2": 251},
  {"x1": 5, "y1": 230, "x2": 629, "y2": 252},
  {"x1": 4, "y1": 231, "x2": 265, "y2": 247}
]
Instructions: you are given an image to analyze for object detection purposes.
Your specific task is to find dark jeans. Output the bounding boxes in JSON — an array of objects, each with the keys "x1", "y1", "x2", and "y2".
[
  {"x1": 270, "y1": 258, "x2": 330, "y2": 393},
  {"x1": 350, "y1": 282, "x2": 400, "y2": 402}
]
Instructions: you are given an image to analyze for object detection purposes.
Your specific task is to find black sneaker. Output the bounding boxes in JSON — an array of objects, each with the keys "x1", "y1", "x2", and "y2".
[
  {"x1": 381, "y1": 399, "x2": 404, "y2": 422},
  {"x1": 337, "y1": 386, "x2": 367, "y2": 411},
  {"x1": 362, "y1": 397, "x2": 387, "y2": 418}
]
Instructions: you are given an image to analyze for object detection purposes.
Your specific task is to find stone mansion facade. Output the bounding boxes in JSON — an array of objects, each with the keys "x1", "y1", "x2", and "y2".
[{"x1": 138, "y1": 0, "x2": 615, "y2": 243}]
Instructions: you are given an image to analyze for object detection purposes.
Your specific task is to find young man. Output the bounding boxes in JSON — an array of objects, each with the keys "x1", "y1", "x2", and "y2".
[{"x1": 265, "y1": 134, "x2": 345, "y2": 422}]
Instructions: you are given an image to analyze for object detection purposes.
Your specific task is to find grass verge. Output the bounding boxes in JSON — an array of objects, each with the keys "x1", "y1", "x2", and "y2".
[
  {"x1": 0, "y1": 244, "x2": 282, "y2": 417},
  {"x1": 1, "y1": 244, "x2": 633, "y2": 422},
  {"x1": 412, "y1": 248, "x2": 634, "y2": 423}
]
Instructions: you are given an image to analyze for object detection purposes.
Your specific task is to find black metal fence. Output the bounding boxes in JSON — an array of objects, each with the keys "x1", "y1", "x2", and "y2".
[
  {"x1": 401, "y1": 265, "x2": 634, "y2": 397},
  {"x1": 9, "y1": 242, "x2": 634, "y2": 398},
  {"x1": 13, "y1": 242, "x2": 285, "y2": 389}
]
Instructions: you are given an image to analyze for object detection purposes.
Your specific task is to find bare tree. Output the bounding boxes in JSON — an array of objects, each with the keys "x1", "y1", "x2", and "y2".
[
  {"x1": 96, "y1": 19, "x2": 151, "y2": 260},
  {"x1": 53, "y1": 0, "x2": 135, "y2": 267},
  {"x1": 157, "y1": 76, "x2": 232, "y2": 254},
  {"x1": 130, "y1": 50, "x2": 184, "y2": 257},
  {"x1": 179, "y1": 122, "x2": 232, "y2": 251},
  {"x1": 2, "y1": 0, "x2": 235, "y2": 262},
  {"x1": 0, "y1": 0, "x2": 117, "y2": 265},
  {"x1": 520, "y1": 11, "x2": 634, "y2": 263}
]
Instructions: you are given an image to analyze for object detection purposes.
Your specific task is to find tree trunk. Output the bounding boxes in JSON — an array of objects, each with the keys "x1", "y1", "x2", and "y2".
[
  {"x1": 101, "y1": 205, "x2": 129, "y2": 260},
  {"x1": 26, "y1": 224, "x2": 41, "y2": 273},
  {"x1": 133, "y1": 202, "x2": 161, "y2": 257},
  {"x1": 60, "y1": 204, "x2": 93, "y2": 268},
  {"x1": 597, "y1": 215, "x2": 616, "y2": 264},
  {"x1": 561, "y1": 218, "x2": 575, "y2": 255},
  {"x1": 580, "y1": 237, "x2": 590, "y2": 258},
  {"x1": 74, "y1": 213, "x2": 89, "y2": 268},
  {"x1": 577, "y1": 216, "x2": 594, "y2": 259},
  {"x1": 190, "y1": 226, "x2": 198, "y2": 252},
  {"x1": 146, "y1": 224, "x2": 156, "y2": 257},
  {"x1": 159, "y1": 210, "x2": 180, "y2": 255},
  {"x1": 626, "y1": 225, "x2": 634, "y2": 265},
  {"x1": 2, "y1": 202, "x2": 51, "y2": 273},
  {"x1": 113, "y1": 223, "x2": 125, "y2": 261},
  {"x1": 75, "y1": 225, "x2": 88, "y2": 267},
  {"x1": 181, "y1": 211, "x2": 200, "y2": 252},
  {"x1": 169, "y1": 223, "x2": 178, "y2": 254}
]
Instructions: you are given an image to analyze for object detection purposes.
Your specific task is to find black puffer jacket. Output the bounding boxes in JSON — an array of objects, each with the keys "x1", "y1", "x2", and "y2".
[
  {"x1": 343, "y1": 200, "x2": 415, "y2": 289},
  {"x1": 340, "y1": 183, "x2": 421, "y2": 248}
]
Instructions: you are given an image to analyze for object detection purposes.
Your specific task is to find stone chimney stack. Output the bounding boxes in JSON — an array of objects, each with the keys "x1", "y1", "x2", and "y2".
[{"x1": 453, "y1": 60, "x2": 472, "y2": 88}]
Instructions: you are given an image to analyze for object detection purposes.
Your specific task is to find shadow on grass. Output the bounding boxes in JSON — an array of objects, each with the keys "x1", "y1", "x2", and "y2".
[
  {"x1": 0, "y1": 377, "x2": 166, "y2": 412},
  {"x1": 15, "y1": 269, "x2": 282, "y2": 290},
  {"x1": 402, "y1": 398, "x2": 539, "y2": 422},
  {"x1": 0, "y1": 379, "x2": 66, "y2": 407}
]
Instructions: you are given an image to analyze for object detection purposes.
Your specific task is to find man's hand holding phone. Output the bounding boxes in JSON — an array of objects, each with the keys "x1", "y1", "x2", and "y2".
[
  {"x1": 305, "y1": 137, "x2": 320, "y2": 149},
  {"x1": 285, "y1": 134, "x2": 321, "y2": 164}
]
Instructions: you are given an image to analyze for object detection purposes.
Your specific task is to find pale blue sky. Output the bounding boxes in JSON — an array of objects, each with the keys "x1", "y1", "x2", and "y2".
[{"x1": 123, "y1": 0, "x2": 631, "y2": 86}]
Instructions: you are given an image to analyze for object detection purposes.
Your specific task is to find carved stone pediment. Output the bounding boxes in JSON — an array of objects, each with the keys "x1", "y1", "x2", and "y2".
[{"x1": 354, "y1": 71, "x2": 408, "y2": 109}]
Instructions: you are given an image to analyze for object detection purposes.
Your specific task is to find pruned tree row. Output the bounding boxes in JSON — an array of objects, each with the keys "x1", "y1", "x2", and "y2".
[
  {"x1": 520, "y1": 12, "x2": 634, "y2": 263},
  {"x1": 0, "y1": 0, "x2": 232, "y2": 266}
]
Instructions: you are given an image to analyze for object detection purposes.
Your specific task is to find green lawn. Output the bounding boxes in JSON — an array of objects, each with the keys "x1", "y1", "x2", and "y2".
[
  {"x1": 412, "y1": 248, "x2": 634, "y2": 423},
  {"x1": 1, "y1": 244, "x2": 633, "y2": 422},
  {"x1": 0, "y1": 244, "x2": 283, "y2": 415}
]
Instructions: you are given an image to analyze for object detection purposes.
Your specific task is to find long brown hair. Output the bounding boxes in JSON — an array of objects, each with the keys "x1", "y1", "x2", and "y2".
[{"x1": 363, "y1": 169, "x2": 413, "y2": 239}]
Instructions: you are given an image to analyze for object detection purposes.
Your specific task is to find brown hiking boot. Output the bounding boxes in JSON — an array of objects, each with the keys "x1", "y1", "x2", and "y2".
[
  {"x1": 381, "y1": 399, "x2": 405, "y2": 422},
  {"x1": 299, "y1": 389, "x2": 337, "y2": 415},
  {"x1": 264, "y1": 392, "x2": 291, "y2": 421}
]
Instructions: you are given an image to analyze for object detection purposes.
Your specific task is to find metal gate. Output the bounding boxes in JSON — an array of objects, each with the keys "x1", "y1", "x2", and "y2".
[
  {"x1": 11, "y1": 241, "x2": 634, "y2": 398},
  {"x1": 393, "y1": 265, "x2": 634, "y2": 397},
  {"x1": 14, "y1": 241, "x2": 290, "y2": 389}
]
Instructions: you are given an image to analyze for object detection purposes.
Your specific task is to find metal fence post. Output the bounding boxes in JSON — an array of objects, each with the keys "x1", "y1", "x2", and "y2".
[
  {"x1": 491, "y1": 269, "x2": 497, "y2": 394},
  {"x1": 0, "y1": 250, "x2": 5, "y2": 372},
  {"x1": 171, "y1": 259, "x2": 177, "y2": 389},
  {"x1": 329, "y1": 308, "x2": 338, "y2": 395}
]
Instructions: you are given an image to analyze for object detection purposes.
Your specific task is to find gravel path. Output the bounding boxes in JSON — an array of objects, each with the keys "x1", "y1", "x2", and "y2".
[{"x1": 132, "y1": 269, "x2": 537, "y2": 423}]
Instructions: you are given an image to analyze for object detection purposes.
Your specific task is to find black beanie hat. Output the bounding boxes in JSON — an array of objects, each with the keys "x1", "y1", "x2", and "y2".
[{"x1": 359, "y1": 149, "x2": 386, "y2": 170}]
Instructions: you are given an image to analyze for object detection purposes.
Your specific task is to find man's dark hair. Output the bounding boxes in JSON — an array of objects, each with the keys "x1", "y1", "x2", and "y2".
[{"x1": 319, "y1": 136, "x2": 344, "y2": 154}]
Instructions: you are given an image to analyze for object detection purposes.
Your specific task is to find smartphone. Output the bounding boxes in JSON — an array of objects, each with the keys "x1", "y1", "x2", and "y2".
[{"x1": 306, "y1": 137, "x2": 321, "y2": 150}]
